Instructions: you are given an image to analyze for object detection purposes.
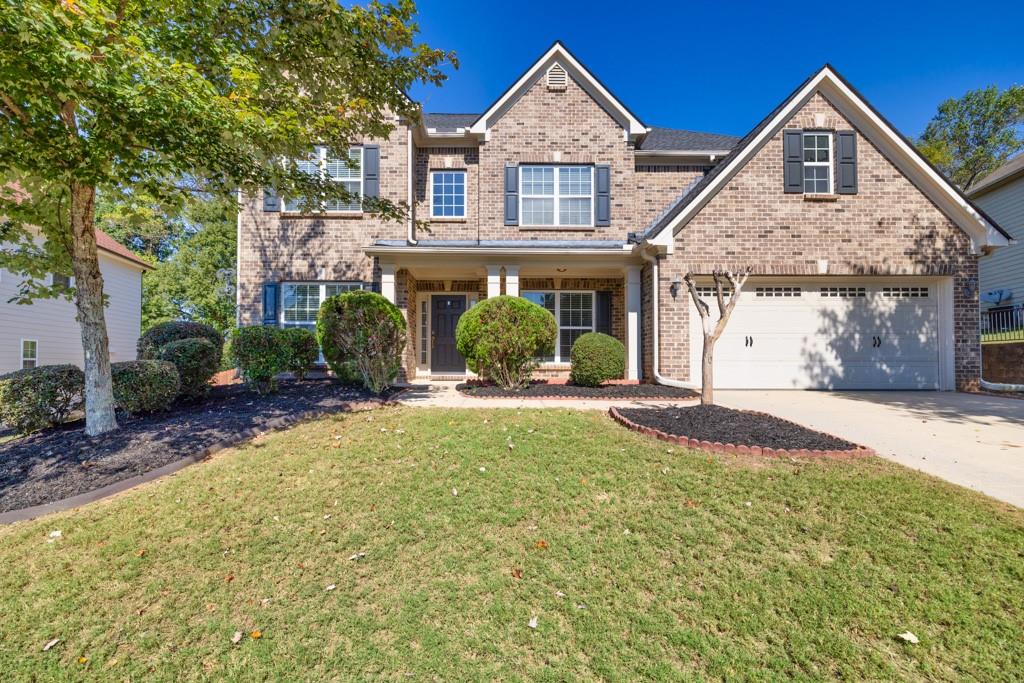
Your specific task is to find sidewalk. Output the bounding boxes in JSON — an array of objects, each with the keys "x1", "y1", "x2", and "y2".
[{"x1": 397, "y1": 381, "x2": 698, "y2": 410}]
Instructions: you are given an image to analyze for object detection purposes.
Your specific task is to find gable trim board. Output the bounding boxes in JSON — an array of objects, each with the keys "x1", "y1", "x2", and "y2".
[
  {"x1": 468, "y1": 41, "x2": 647, "y2": 141},
  {"x1": 643, "y1": 65, "x2": 1012, "y2": 253}
]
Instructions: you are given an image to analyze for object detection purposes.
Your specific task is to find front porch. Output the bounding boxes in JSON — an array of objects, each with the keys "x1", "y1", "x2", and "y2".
[{"x1": 367, "y1": 242, "x2": 644, "y2": 382}]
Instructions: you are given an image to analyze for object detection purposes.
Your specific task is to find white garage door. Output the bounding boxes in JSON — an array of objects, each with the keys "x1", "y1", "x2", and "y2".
[{"x1": 688, "y1": 279, "x2": 943, "y2": 390}]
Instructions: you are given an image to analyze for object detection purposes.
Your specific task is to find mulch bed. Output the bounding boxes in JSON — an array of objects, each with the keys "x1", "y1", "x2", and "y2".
[
  {"x1": 457, "y1": 381, "x2": 698, "y2": 400},
  {"x1": 614, "y1": 404, "x2": 864, "y2": 455},
  {"x1": 0, "y1": 380, "x2": 386, "y2": 514}
]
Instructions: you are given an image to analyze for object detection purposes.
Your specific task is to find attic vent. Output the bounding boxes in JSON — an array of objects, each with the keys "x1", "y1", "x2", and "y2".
[{"x1": 547, "y1": 63, "x2": 567, "y2": 91}]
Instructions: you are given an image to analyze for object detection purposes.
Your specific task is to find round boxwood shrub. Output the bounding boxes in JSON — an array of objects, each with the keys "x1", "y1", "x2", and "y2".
[
  {"x1": 317, "y1": 291, "x2": 406, "y2": 394},
  {"x1": 0, "y1": 364, "x2": 84, "y2": 434},
  {"x1": 231, "y1": 326, "x2": 289, "y2": 394},
  {"x1": 279, "y1": 327, "x2": 319, "y2": 380},
  {"x1": 111, "y1": 360, "x2": 180, "y2": 415},
  {"x1": 455, "y1": 295, "x2": 556, "y2": 389},
  {"x1": 158, "y1": 337, "x2": 219, "y2": 400},
  {"x1": 138, "y1": 321, "x2": 223, "y2": 367},
  {"x1": 569, "y1": 332, "x2": 625, "y2": 387}
]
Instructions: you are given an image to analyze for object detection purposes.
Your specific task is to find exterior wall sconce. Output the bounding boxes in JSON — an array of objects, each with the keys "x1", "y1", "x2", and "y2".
[
  {"x1": 963, "y1": 277, "x2": 979, "y2": 298},
  {"x1": 669, "y1": 276, "x2": 683, "y2": 298}
]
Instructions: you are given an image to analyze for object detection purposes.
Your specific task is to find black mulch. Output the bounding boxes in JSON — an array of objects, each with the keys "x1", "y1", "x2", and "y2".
[
  {"x1": 617, "y1": 404, "x2": 859, "y2": 451},
  {"x1": 456, "y1": 381, "x2": 698, "y2": 399},
  {"x1": 0, "y1": 380, "x2": 384, "y2": 513}
]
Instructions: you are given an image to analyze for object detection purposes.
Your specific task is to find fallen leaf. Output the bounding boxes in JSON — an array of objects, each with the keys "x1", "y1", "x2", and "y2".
[
  {"x1": 528, "y1": 616, "x2": 538, "y2": 629},
  {"x1": 451, "y1": 488, "x2": 458, "y2": 496},
  {"x1": 684, "y1": 499, "x2": 698, "y2": 508},
  {"x1": 555, "y1": 591, "x2": 566, "y2": 598},
  {"x1": 137, "y1": 549, "x2": 146, "y2": 558},
  {"x1": 78, "y1": 656, "x2": 88, "y2": 664},
  {"x1": 479, "y1": 467, "x2": 486, "y2": 472},
  {"x1": 231, "y1": 631, "x2": 243, "y2": 645},
  {"x1": 535, "y1": 540, "x2": 548, "y2": 550},
  {"x1": 511, "y1": 568, "x2": 522, "y2": 580},
  {"x1": 250, "y1": 630, "x2": 262, "y2": 640},
  {"x1": 225, "y1": 574, "x2": 234, "y2": 583},
  {"x1": 326, "y1": 584, "x2": 337, "y2": 591},
  {"x1": 48, "y1": 530, "x2": 62, "y2": 539},
  {"x1": 897, "y1": 631, "x2": 919, "y2": 644},
  {"x1": 575, "y1": 603, "x2": 587, "y2": 610},
  {"x1": 348, "y1": 552, "x2": 366, "y2": 561},
  {"x1": 42, "y1": 638, "x2": 60, "y2": 652}
]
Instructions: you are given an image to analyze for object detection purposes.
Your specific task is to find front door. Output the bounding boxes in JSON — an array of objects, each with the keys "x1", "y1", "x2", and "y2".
[{"x1": 431, "y1": 295, "x2": 467, "y2": 373}]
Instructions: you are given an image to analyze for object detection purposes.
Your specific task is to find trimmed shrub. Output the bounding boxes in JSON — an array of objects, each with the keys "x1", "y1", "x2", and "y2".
[
  {"x1": 455, "y1": 295, "x2": 556, "y2": 389},
  {"x1": 231, "y1": 326, "x2": 289, "y2": 394},
  {"x1": 158, "y1": 338, "x2": 219, "y2": 400},
  {"x1": 317, "y1": 291, "x2": 406, "y2": 394},
  {"x1": 138, "y1": 321, "x2": 223, "y2": 367},
  {"x1": 569, "y1": 332, "x2": 625, "y2": 387},
  {"x1": 112, "y1": 360, "x2": 180, "y2": 415},
  {"x1": 0, "y1": 364, "x2": 84, "y2": 434},
  {"x1": 279, "y1": 327, "x2": 319, "y2": 380}
]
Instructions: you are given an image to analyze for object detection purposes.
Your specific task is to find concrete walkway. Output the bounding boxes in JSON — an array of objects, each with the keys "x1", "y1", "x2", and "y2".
[
  {"x1": 716, "y1": 390, "x2": 1024, "y2": 508},
  {"x1": 397, "y1": 381, "x2": 698, "y2": 410}
]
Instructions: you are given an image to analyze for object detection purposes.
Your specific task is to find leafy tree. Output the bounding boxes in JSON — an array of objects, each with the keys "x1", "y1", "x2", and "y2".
[
  {"x1": 917, "y1": 85, "x2": 1024, "y2": 191},
  {"x1": 95, "y1": 186, "x2": 186, "y2": 262},
  {"x1": 0, "y1": 0, "x2": 453, "y2": 434}
]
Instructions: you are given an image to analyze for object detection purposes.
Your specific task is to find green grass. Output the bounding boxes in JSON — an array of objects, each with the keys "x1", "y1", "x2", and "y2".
[{"x1": 1, "y1": 407, "x2": 1022, "y2": 681}]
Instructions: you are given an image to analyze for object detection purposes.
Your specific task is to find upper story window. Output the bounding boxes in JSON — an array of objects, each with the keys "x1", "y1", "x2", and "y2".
[
  {"x1": 21, "y1": 339, "x2": 37, "y2": 369},
  {"x1": 802, "y1": 133, "x2": 832, "y2": 194},
  {"x1": 283, "y1": 147, "x2": 362, "y2": 213},
  {"x1": 431, "y1": 170, "x2": 466, "y2": 218},
  {"x1": 281, "y1": 281, "x2": 365, "y2": 326},
  {"x1": 520, "y1": 165, "x2": 593, "y2": 227}
]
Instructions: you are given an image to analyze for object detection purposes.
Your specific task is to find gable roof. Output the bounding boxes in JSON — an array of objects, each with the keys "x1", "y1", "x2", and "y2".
[
  {"x1": 637, "y1": 127, "x2": 740, "y2": 153},
  {"x1": 96, "y1": 229, "x2": 152, "y2": 270},
  {"x1": 969, "y1": 153, "x2": 1024, "y2": 197},
  {"x1": 642, "y1": 65, "x2": 1012, "y2": 250},
  {"x1": 468, "y1": 41, "x2": 647, "y2": 139}
]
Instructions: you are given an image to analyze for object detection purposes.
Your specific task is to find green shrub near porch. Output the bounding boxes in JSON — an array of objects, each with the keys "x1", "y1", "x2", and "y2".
[
  {"x1": 570, "y1": 332, "x2": 625, "y2": 387},
  {"x1": 231, "y1": 326, "x2": 289, "y2": 395},
  {"x1": 455, "y1": 295, "x2": 556, "y2": 389},
  {"x1": 317, "y1": 291, "x2": 406, "y2": 394},
  {"x1": 0, "y1": 364, "x2": 84, "y2": 434}
]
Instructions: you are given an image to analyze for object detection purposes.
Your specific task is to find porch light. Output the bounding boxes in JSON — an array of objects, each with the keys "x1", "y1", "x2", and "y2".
[
  {"x1": 556, "y1": 267, "x2": 567, "y2": 273},
  {"x1": 669, "y1": 276, "x2": 683, "y2": 298}
]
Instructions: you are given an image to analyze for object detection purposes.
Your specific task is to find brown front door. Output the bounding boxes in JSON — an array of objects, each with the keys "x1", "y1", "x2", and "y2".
[{"x1": 431, "y1": 295, "x2": 466, "y2": 373}]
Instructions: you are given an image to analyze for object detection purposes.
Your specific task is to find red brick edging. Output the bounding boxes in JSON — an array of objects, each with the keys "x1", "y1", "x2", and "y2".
[{"x1": 608, "y1": 407, "x2": 873, "y2": 459}]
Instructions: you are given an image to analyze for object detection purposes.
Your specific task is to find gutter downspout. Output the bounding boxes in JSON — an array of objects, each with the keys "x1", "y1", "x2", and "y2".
[
  {"x1": 980, "y1": 378, "x2": 1024, "y2": 393},
  {"x1": 640, "y1": 247, "x2": 699, "y2": 389},
  {"x1": 407, "y1": 125, "x2": 417, "y2": 245}
]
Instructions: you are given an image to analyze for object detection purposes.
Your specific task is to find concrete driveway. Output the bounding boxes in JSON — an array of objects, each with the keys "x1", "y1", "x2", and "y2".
[{"x1": 716, "y1": 391, "x2": 1024, "y2": 507}]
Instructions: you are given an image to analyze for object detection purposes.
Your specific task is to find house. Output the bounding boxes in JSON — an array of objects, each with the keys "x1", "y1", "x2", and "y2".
[
  {"x1": 0, "y1": 229, "x2": 151, "y2": 373},
  {"x1": 968, "y1": 154, "x2": 1024, "y2": 333},
  {"x1": 237, "y1": 42, "x2": 1012, "y2": 391}
]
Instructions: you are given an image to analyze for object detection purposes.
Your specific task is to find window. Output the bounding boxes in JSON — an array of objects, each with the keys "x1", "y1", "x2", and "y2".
[
  {"x1": 430, "y1": 171, "x2": 466, "y2": 218},
  {"x1": 419, "y1": 299, "x2": 428, "y2": 365},
  {"x1": 283, "y1": 147, "x2": 363, "y2": 213},
  {"x1": 21, "y1": 340, "x2": 37, "y2": 369},
  {"x1": 520, "y1": 165, "x2": 593, "y2": 226},
  {"x1": 281, "y1": 282, "x2": 365, "y2": 327},
  {"x1": 51, "y1": 273, "x2": 72, "y2": 288},
  {"x1": 521, "y1": 291, "x2": 594, "y2": 363},
  {"x1": 802, "y1": 133, "x2": 832, "y2": 194},
  {"x1": 882, "y1": 286, "x2": 929, "y2": 298},
  {"x1": 755, "y1": 287, "x2": 801, "y2": 297},
  {"x1": 820, "y1": 286, "x2": 865, "y2": 298}
]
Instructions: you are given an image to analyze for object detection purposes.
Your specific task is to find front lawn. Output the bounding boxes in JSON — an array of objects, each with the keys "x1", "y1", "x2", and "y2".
[{"x1": 1, "y1": 408, "x2": 1021, "y2": 680}]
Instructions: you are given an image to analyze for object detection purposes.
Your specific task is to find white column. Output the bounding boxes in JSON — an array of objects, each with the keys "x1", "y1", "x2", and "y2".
[
  {"x1": 381, "y1": 262, "x2": 397, "y2": 303},
  {"x1": 486, "y1": 265, "x2": 501, "y2": 298},
  {"x1": 625, "y1": 265, "x2": 642, "y2": 381},
  {"x1": 505, "y1": 265, "x2": 520, "y2": 297}
]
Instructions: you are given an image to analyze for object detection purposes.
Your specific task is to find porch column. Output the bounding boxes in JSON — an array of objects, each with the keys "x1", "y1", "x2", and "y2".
[
  {"x1": 486, "y1": 265, "x2": 501, "y2": 298},
  {"x1": 625, "y1": 265, "x2": 642, "y2": 381},
  {"x1": 505, "y1": 265, "x2": 520, "y2": 297},
  {"x1": 381, "y1": 262, "x2": 396, "y2": 303}
]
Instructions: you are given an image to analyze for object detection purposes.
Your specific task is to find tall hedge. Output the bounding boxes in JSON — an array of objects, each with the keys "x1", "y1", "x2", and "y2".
[
  {"x1": 279, "y1": 327, "x2": 319, "y2": 380},
  {"x1": 138, "y1": 321, "x2": 223, "y2": 366},
  {"x1": 317, "y1": 291, "x2": 406, "y2": 394},
  {"x1": 112, "y1": 360, "x2": 180, "y2": 415},
  {"x1": 158, "y1": 337, "x2": 219, "y2": 400},
  {"x1": 0, "y1": 364, "x2": 84, "y2": 434},
  {"x1": 455, "y1": 295, "x2": 556, "y2": 389},
  {"x1": 231, "y1": 326, "x2": 289, "y2": 394}
]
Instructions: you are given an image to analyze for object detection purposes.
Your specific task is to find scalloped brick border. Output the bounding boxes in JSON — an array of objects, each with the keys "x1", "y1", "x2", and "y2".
[{"x1": 608, "y1": 407, "x2": 873, "y2": 459}]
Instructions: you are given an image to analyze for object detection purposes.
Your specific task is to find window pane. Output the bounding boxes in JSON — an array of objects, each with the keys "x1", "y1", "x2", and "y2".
[
  {"x1": 521, "y1": 167, "x2": 554, "y2": 195},
  {"x1": 324, "y1": 283, "x2": 363, "y2": 298},
  {"x1": 560, "y1": 328, "x2": 588, "y2": 361},
  {"x1": 559, "y1": 197, "x2": 591, "y2": 225},
  {"x1": 431, "y1": 171, "x2": 466, "y2": 218},
  {"x1": 282, "y1": 284, "x2": 321, "y2": 323},
  {"x1": 522, "y1": 197, "x2": 554, "y2": 225},
  {"x1": 325, "y1": 180, "x2": 361, "y2": 212},
  {"x1": 326, "y1": 148, "x2": 361, "y2": 180},
  {"x1": 522, "y1": 292, "x2": 555, "y2": 362},
  {"x1": 559, "y1": 292, "x2": 593, "y2": 328},
  {"x1": 558, "y1": 167, "x2": 592, "y2": 196}
]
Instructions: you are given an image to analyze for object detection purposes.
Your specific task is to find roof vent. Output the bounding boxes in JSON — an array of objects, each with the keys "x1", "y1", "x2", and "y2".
[{"x1": 546, "y1": 63, "x2": 567, "y2": 91}]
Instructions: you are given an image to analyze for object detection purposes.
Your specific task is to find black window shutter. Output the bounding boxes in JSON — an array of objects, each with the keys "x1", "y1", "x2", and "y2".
[
  {"x1": 504, "y1": 164, "x2": 519, "y2": 225},
  {"x1": 595, "y1": 291, "x2": 612, "y2": 335},
  {"x1": 262, "y1": 282, "x2": 279, "y2": 326},
  {"x1": 363, "y1": 145, "x2": 380, "y2": 200},
  {"x1": 263, "y1": 188, "x2": 280, "y2": 212},
  {"x1": 836, "y1": 131, "x2": 857, "y2": 194},
  {"x1": 595, "y1": 165, "x2": 611, "y2": 227},
  {"x1": 783, "y1": 129, "x2": 804, "y2": 193}
]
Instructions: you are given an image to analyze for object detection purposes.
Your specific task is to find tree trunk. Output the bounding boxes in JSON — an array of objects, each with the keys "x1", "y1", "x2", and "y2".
[
  {"x1": 701, "y1": 334, "x2": 715, "y2": 406},
  {"x1": 69, "y1": 182, "x2": 119, "y2": 436}
]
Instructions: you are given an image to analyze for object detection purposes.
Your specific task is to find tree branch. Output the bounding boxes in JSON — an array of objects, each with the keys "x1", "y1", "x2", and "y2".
[
  {"x1": 683, "y1": 272, "x2": 708, "y2": 320},
  {"x1": 0, "y1": 92, "x2": 29, "y2": 126}
]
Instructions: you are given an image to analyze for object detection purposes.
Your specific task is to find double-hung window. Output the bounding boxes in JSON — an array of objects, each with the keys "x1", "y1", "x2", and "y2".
[
  {"x1": 520, "y1": 165, "x2": 593, "y2": 227},
  {"x1": 430, "y1": 170, "x2": 466, "y2": 218},
  {"x1": 802, "y1": 133, "x2": 832, "y2": 194},
  {"x1": 284, "y1": 147, "x2": 363, "y2": 213},
  {"x1": 521, "y1": 291, "x2": 594, "y2": 363},
  {"x1": 280, "y1": 282, "x2": 365, "y2": 328},
  {"x1": 21, "y1": 340, "x2": 37, "y2": 369}
]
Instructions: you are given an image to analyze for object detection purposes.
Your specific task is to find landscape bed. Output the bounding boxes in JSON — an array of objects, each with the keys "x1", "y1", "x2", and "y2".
[
  {"x1": 457, "y1": 380, "x2": 698, "y2": 399},
  {"x1": 614, "y1": 404, "x2": 863, "y2": 454},
  {"x1": 0, "y1": 379, "x2": 383, "y2": 514}
]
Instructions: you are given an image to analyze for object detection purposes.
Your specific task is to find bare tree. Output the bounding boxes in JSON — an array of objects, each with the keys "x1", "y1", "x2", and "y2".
[{"x1": 683, "y1": 268, "x2": 752, "y2": 405}]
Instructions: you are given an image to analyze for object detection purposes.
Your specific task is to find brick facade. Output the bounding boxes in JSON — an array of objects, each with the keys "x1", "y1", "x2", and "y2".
[{"x1": 654, "y1": 93, "x2": 981, "y2": 389}]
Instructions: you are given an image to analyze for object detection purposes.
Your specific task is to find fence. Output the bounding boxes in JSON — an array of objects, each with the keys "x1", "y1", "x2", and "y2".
[{"x1": 981, "y1": 306, "x2": 1024, "y2": 343}]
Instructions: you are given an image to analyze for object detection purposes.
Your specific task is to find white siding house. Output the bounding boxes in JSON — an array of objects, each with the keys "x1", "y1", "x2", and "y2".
[
  {"x1": 970, "y1": 155, "x2": 1024, "y2": 312},
  {"x1": 0, "y1": 230, "x2": 150, "y2": 374}
]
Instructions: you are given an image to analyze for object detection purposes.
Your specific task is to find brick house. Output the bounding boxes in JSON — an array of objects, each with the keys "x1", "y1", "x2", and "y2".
[{"x1": 237, "y1": 42, "x2": 1012, "y2": 390}]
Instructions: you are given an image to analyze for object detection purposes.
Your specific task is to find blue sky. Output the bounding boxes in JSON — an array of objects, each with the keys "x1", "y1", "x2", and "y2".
[{"x1": 407, "y1": 0, "x2": 1024, "y2": 139}]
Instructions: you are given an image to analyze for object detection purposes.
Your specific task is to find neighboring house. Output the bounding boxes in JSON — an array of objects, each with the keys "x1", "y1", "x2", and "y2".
[
  {"x1": 968, "y1": 154, "x2": 1024, "y2": 330},
  {"x1": 238, "y1": 42, "x2": 1012, "y2": 391},
  {"x1": 0, "y1": 230, "x2": 151, "y2": 373}
]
